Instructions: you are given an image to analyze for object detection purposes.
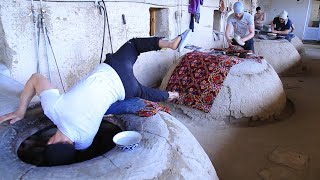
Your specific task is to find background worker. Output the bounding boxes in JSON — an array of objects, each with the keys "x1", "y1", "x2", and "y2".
[
  {"x1": 271, "y1": 10, "x2": 295, "y2": 41},
  {"x1": 254, "y1": 7, "x2": 265, "y2": 30},
  {"x1": 225, "y1": 2, "x2": 255, "y2": 51}
]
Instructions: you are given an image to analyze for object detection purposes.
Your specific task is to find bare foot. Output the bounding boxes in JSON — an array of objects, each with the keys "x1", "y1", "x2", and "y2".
[
  {"x1": 171, "y1": 36, "x2": 182, "y2": 50},
  {"x1": 168, "y1": 91, "x2": 179, "y2": 101}
]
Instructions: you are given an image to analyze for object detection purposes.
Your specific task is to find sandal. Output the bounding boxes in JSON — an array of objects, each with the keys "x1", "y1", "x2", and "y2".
[{"x1": 178, "y1": 29, "x2": 191, "y2": 52}]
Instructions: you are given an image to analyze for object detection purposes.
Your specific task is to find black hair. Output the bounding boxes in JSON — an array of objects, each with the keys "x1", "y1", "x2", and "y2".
[
  {"x1": 44, "y1": 143, "x2": 76, "y2": 166},
  {"x1": 256, "y1": 7, "x2": 261, "y2": 11}
]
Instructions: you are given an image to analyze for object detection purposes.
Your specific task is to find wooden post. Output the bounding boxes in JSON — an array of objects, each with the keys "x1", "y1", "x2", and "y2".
[{"x1": 150, "y1": 8, "x2": 156, "y2": 36}]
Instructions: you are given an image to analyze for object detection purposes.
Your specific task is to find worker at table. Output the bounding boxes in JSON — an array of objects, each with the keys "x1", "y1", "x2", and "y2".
[{"x1": 271, "y1": 10, "x2": 295, "y2": 41}]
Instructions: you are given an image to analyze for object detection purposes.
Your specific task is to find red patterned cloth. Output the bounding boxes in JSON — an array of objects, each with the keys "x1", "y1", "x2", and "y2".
[
  {"x1": 137, "y1": 100, "x2": 171, "y2": 117},
  {"x1": 213, "y1": 47, "x2": 263, "y2": 63},
  {"x1": 213, "y1": 46, "x2": 251, "y2": 54},
  {"x1": 166, "y1": 51, "x2": 261, "y2": 112}
]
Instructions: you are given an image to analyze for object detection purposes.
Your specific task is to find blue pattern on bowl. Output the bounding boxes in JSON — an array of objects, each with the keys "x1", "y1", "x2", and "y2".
[
  {"x1": 113, "y1": 131, "x2": 142, "y2": 151},
  {"x1": 117, "y1": 143, "x2": 139, "y2": 151}
]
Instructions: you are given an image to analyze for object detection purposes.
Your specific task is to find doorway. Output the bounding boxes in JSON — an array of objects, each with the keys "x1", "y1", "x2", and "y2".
[
  {"x1": 149, "y1": 8, "x2": 169, "y2": 37},
  {"x1": 303, "y1": 0, "x2": 320, "y2": 41}
]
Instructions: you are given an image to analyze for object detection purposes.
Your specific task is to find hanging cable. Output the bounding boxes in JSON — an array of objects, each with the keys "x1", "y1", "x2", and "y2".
[
  {"x1": 30, "y1": 0, "x2": 40, "y2": 73},
  {"x1": 97, "y1": 0, "x2": 113, "y2": 63},
  {"x1": 102, "y1": 0, "x2": 114, "y2": 54},
  {"x1": 97, "y1": 1, "x2": 107, "y2": 63},
  {"x1": 174, "y1": 0, "x2": 182, "y2": 62},
  {"x1": 44, "y1": 26, "x2": 66, "y2": 92},
  {"x1": 38, "y1": 0, "x2": 51, "y2": 81},
  {"x1": 34, "y1": 0, "x2": 66, "y2": 92}
]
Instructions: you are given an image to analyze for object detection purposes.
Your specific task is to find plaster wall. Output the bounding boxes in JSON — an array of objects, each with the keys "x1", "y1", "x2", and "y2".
[
  {"x1": 258, "y1": 0, "x2": 309, "y2": 39},
  {"x1": 0, "y1": 7, "x2": 15, "y2": 76},
  {"x1": 0, "y1": 0, "x2": 223, "y2": 91},
  {"x1": 239, "y1": 0, "x2": 252, "y2": 13}
]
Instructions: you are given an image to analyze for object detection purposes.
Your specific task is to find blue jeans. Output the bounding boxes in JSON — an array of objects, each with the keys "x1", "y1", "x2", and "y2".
[
  {"x1": 105, "y1": 97, "x2": 145, "y2": 115},
  {"x1": 285, "y1": 33, "x2": 295, "y2": 42}
]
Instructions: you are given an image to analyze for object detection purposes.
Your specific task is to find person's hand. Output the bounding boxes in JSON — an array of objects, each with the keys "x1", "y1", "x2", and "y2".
[
  {"x1": 227, "y1": 39, "x2": 234, "y2": 47},
  {"x1": 271, "y1": 30, "x2": 277, "y2": 33},
  {"x1": 0, "y1": 110, "x2": 25, "y2": 124},
  {"x1": 240, "y1": 38, "x2": 246, "y2": 43},
  {"x1": 167, "y1": 91, "x2": 179, "y2": 101}
]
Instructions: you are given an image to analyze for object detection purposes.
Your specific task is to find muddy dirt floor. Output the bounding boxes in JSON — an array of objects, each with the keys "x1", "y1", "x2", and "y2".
[{"x1": 170, "y1": 43, "x2": 320, "y2": 180}]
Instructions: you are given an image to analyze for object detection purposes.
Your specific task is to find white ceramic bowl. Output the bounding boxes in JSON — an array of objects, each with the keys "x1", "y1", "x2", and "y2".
[
  {"x1": 113, "y1": 131, "x2": 142, "y2": 151},
  {"x1": 234, "y1": 35, "x2": 245, "y2": 46}
]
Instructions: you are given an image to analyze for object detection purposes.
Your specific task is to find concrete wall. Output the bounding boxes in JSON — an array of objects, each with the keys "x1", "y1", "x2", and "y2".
[
  {"x1": 0, "y1": 0, "x2": 224, "y2": 91},
  {"x1": 0, "y1": 12, "x2": 14, "y2": 74},
  {"x1": 258, "y1": 0, "x2": 310, "y2": 39}
]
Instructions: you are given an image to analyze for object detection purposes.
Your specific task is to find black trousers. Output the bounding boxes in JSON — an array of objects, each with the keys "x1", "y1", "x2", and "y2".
[
  {"x1": 104, "y1": 37, "x2": 169, "y2": 102},
  {"x1": 232, "y1": 38, "x2": 255, "y2": 52}
]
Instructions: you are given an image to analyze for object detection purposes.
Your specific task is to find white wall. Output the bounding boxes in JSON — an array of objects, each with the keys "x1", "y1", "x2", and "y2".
[
  {"x1": 0, "y1": 0, "x2": 224, "y2": 90},
  {"x1": 259, "y1": 0, "x2": 310, "y2": 39}
]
